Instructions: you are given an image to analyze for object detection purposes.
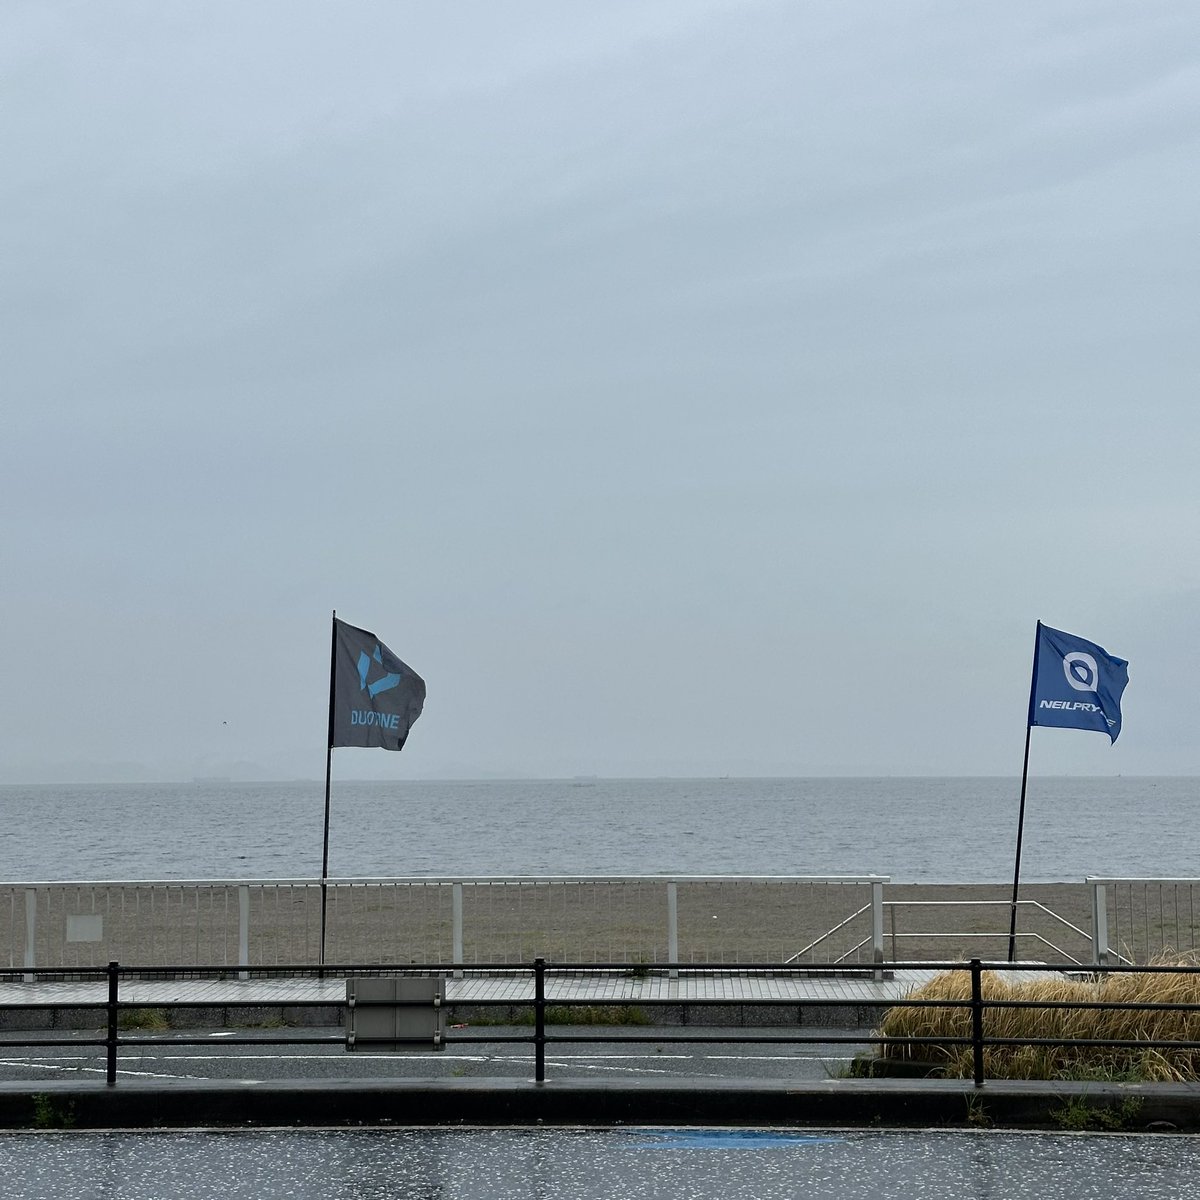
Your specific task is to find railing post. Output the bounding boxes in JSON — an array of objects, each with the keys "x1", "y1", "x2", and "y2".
[
  {"x1": 23, "y1": 889, "x2": 36, "y2": 982},
  {"x1": 238, "y1": 885, "x2": 250, "y2": 981},
  {"x1": 666, "y1": 881, "x2": 678, "y2": 980},
  {"x1": 533, "y1": 957, "x2": 546, "y2": 1084},
  {"x1": 453, "y1": 883, "x2": 464, "y2": 980},
  {"x1": 1091, "y1": 881, "x2": 1109, "y2": 967},
  {"x1": 106, "y1": 960, "x2": 120, "y2": 1086},
  {"x1": 969, "y1": 958, "x2": 984, "y2": 1088},
  {"x1": 871, "y1": 880, "x2": 885, "y2": 980}
]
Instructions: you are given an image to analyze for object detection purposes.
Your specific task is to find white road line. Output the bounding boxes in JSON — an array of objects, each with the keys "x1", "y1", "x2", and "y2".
[
  {"x1": 2, "y1": 1053, "x2": 692, "y2": 1063},
  {"x1": 539, "y1": 1061, "x2": 688, "y2": 1077},
  {"x1": 0, "y1": 1051, "x2": 852, "y2": 1078},
  {"x1": 0, "y1": 1059, "x2": 210, "y2": 1081},
  {"x1": 0, "y1": 1051, "x2": 847, "y2": 1064},
  {"x1": 706, "y1": 1055, "x2": 854, "y2": 1062},
  {"x1": 0, "y1": 1060, "x2": 81, "y2": 1072}
]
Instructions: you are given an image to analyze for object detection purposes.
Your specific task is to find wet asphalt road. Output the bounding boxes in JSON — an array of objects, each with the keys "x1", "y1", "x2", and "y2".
[
  {"x1": 3, "y1": 1126, "x2": 1199, "y2": 1200},
  {"x1": 0, "y1": 1025, "x2": 871, "y2": 1085}
]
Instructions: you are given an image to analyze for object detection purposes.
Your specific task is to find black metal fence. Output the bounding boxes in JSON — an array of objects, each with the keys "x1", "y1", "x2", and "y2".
[{"x1": 3, "y1": 958, "x2": 1200, "y2": 1089}]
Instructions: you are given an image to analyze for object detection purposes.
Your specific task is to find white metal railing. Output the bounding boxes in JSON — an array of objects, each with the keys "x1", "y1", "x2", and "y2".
[
  {"x1": 0, "y1": 875, "x2": 888, "y2": 974},
  {"x1": 784, "y1": 879, "x2": 886, "y2": 967},
  {"x1": 11, "y1": 877, "x2": 1194, "y2": 973},
  {"x1": 1088, "y1": 878, "x2": 1200, "y2": 966},
  {"x1": 881, "y1": 899, "x2": 1096, "y2": 966}
]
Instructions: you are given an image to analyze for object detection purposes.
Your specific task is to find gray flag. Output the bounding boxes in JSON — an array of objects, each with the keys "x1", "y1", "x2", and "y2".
[{"x1": 330, "y1": 619, "x2": 426, "y2": 751}]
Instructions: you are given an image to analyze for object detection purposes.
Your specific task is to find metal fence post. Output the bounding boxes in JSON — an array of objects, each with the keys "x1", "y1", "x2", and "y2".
[
  {"x1": 969, "y1": 958, "x2": 984, "y2": 1088},
  {"x1": 106, "y1": 960, "x2": 120, "y2": 1086},
  {"x1": 534, "y1": 957, "x2": 546, "y2": 1084},
  {"x1": 666, "y1": 881, "x2": 678, "y2": 979},
  {"x1": 1090, "y1": 881, "x2": 1109, "y2": 966},
  {"x1": 453, "y1": 883, "x2": 464, "y2": 980},
  {"x1": 871, "y1": 881, "x2": 885, "y2": 979},
  {"x1": 23, "y1": 889, "x2": 36, "y2": 982},
  {"x1": 238, "y1": 885, "x2": 250, "y2": 980}
]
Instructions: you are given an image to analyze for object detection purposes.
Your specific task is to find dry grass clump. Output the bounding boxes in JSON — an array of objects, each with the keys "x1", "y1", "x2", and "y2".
[{"x1": 876, "y1": 959, "x2": 1200, "y2": 1082}]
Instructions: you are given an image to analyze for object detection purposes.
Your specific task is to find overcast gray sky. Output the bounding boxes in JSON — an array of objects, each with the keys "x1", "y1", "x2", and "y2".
[{"x1": 4, "y1": 1, "x2": 1198, "y2": 782}]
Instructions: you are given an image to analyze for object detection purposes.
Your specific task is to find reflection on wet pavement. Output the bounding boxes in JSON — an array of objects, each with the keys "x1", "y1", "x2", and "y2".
[{"x1": 2, "y1": 1126, "x2": 1197, "y2": 1200}]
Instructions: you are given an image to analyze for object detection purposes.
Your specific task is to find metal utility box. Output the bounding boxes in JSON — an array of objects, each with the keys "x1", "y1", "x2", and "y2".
[{"x1": 345, "y1": 976, "x2": 446, "y2": 1051}]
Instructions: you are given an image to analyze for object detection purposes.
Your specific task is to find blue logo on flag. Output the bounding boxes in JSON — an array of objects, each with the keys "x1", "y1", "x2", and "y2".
[
  {"x1": 1030, "y1": 624, "x2": 1128, "y2": 743},
  {"x1": 331, "y1": 616, "x2": 426, "y2": 751},
  {"x1": 357, "y1": 645, "x2": 402, "y2": 698}
]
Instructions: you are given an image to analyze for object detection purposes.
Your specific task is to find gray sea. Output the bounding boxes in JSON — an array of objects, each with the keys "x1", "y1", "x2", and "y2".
[{"x1": 0, "y1": 777, "x2": 1193, "y2": 884}]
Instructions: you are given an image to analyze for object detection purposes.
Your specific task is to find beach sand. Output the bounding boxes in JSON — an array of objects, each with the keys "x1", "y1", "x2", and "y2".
[{"x1": 6, "y1": 878, "x2": 1194, "y2": 971}]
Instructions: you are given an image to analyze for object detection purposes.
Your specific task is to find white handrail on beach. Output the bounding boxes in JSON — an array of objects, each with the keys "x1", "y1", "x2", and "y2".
[
  {"x1": 1088, "y1": 878, "x2": 1200, "y2": 966},
  {"x1": 14, "y1": 877, "x2": 1192, "y2": 972},
  {"x1": 883, "y1": 899, "x2": 1095, "y2": 964},
  {"x1": 0, "y1": 875, "x2": 890, "y2": 975}
]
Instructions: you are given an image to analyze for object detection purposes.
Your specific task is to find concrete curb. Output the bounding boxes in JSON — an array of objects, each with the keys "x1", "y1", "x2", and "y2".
[{"x1": 3, "y1": 1078, "x2": 1198, "y2": 1132}]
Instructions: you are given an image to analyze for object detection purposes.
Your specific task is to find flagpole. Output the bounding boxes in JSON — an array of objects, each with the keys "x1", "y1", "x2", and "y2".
[
  {"x1": 1008, "y1": 621, "x2": 1042, "y2": 963},
  {"x1": 320, "y1": 609, "x2": 337, "y2": 969}
]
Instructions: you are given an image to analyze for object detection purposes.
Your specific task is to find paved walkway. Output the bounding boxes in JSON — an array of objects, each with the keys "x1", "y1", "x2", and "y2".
[{"x1": 0, "y1": 966, "x2": 1012, "y2": 1009}]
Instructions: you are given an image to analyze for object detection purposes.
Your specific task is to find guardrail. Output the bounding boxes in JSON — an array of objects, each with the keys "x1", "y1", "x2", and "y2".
[
  {"x1": 7, "y1": 877, "x2": 1198, "y2": 972},
  {"x1": 883, "y1": 899, "x2": 1095, "y2": 965},
  {"x1": 1089, "y1": 878, "x2": 1200, "y2": 965},
  {"x1": 4, "y1": 958, "x2": 1200, "y2": 1090},
  {"x1": 0, "y1": 876, "x2": 888, "y2": 973}
]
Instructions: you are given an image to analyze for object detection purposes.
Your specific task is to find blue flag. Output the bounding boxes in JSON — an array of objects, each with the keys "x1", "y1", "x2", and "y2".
[{"x1": 1029, "y1": 623, "x2": 1128, "y2": 743}]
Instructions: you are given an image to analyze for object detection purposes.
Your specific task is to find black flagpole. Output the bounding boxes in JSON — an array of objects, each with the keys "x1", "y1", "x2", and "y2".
[
  {"x1": 1007, "y1": 621, "x2": 1042, "y2": 962},
  {"x1": 320, "y1": 609, "x2": 337, "y2": 968}
]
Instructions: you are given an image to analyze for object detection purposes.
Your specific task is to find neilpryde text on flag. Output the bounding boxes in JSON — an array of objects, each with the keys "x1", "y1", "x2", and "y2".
[
  {"x1": 330, "y1": 619, "x2": 426, "y2": 751},
  {"x1": 1029, "y1": 623, "x2": 1128, "y2": 743}
]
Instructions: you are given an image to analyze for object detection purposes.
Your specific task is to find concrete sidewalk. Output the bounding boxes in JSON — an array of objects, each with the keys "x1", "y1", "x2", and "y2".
[
  {"x1": 0, "y1": 966, "x2": 1060, "y2": 1029},
  {"x1": 0, "y1": 967, "x2": 943, "y2": 1010}
]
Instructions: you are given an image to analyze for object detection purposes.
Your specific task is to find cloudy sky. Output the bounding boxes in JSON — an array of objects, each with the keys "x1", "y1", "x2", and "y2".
[{"x1": 4, "y1": 1, "x2": 1197, "y2": 782}]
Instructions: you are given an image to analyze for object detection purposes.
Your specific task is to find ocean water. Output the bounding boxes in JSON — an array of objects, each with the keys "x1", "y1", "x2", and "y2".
[{"x1": 0, "y1": 777, "x2": 1194, "y2": 884}]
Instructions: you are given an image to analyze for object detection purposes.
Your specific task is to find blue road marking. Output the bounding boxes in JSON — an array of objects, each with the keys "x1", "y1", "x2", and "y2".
[{"x1": 628, "y1": 1129, "x2": 845, "y2": 1149}]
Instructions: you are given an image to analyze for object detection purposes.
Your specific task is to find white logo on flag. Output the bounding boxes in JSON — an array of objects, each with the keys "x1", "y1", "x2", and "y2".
[{"x1": 1063, "y1": 651, "x2": 1099, "y2": 693}]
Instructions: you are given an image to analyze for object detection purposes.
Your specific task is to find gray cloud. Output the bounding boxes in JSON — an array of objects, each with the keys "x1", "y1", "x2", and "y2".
[{"x1": 4, "y1": 1, "x2": 1198, "y2": 782}]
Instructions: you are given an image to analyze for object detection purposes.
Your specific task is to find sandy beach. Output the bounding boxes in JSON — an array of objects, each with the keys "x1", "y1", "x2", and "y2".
[{"x1": 5, "y1": 878, "x2": 1195, "y2": 972}]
